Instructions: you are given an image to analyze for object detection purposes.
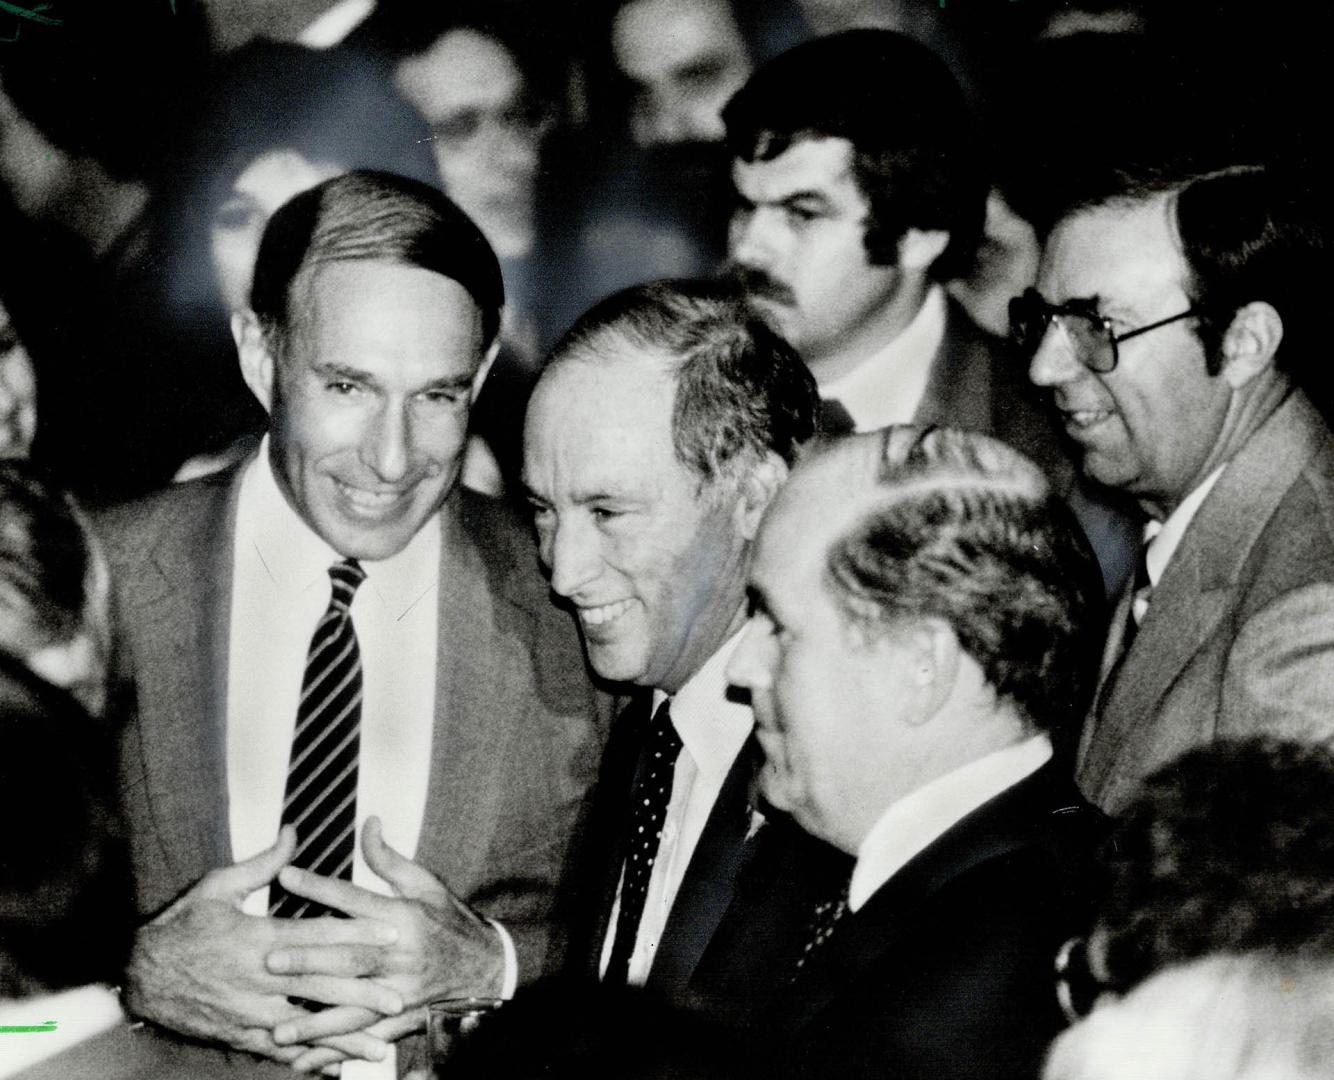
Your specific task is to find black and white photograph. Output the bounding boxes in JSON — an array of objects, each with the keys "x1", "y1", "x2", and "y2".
[{"x1": 1, "y1": 2, "x2": 1331, "y2": 1078}]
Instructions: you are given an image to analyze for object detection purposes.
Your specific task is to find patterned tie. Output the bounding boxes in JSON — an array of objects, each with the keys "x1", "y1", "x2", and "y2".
[
  {"x1": 793, "y1": 881, "x2": 850, "y2": 977},
  {"x1": 269, "y1": 559, "x2": 366, "y2": 919},
  {"x1": 604, "y1": 699, "x2": 683, "y2": 985}
]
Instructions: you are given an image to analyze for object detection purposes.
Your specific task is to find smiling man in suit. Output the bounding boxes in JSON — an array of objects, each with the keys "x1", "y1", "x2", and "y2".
[
  {"x1": 523, "y1": 280, "x2": 828, "y2": 1006},
  {"x1": 728, "y1": 425, "x2": 1106, "y2": 1080},
  {"x1": 1016, "y1": 163, "x2": 1334, "y2": 813},
  {"x1": 95, "y1": 171, "x2": 604, "y2": 1077}
]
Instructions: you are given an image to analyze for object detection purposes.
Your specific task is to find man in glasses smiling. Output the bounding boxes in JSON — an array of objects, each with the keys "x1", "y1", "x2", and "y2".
[{"x1": 1014, "y1": 163, "x2": 1334, "y2": 814}]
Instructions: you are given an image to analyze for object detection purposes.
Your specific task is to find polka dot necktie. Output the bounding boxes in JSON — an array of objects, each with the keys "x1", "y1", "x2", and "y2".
[
  {"x1": 794, "y1": 881, "x2": 850, "y2": 978},
  {"x1": 269, "y1": 559, "x2": 366, "y2": 920},
  {"x1": 604, "y1": 699, "x2": 683, "y2": 986}
]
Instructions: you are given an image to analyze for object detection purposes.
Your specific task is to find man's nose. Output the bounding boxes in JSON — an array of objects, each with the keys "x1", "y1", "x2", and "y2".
[
  {"x1": 726, "y1": 618, "x2": 773, "y2": 692},
  {"x1": 1028, "y1": 322, "x2": 1087, "y2": 389},
  {"x1": 545, "y1": 517, "x2": 602, "y2": 600},
  {"x1": 362, "y1": 405, "x2": 412, "y2": 483},
  {"x1": 728, "y1": 208, "x2": 775, "y2": 271}
]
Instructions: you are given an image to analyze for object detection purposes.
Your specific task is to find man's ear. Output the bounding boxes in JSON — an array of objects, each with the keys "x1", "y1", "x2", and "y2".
[
  {"x1": 897, "y1": 227, "x2": 951, "y2": 273},
  {"x1": 736, "y1": 451, "x2": 789, "y2": 540},
  {"x1": 872, "y1": 617, "x2": 959, "y2": 726},
  {"x1": 1218, "y1": 301, "x2": 1283, "y2": 390},
  {"x1": 232, "y1": 309, "x2": 276, "y2": 414}
]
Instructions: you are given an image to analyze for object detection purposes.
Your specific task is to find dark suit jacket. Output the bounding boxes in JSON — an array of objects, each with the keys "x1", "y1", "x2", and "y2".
[
  {"x1": 94, "y1": 466, "x2": 607, "y2": 981},
  {"x1": 569, "y1": 697, "x2": 849, "y2": 1011},
  {"x1": 753, "y1": 763, "x2": 1104, "y2": 1080},
  {"x1": 1079, "y1": 390, "x2": 1334, "y2": 813}
]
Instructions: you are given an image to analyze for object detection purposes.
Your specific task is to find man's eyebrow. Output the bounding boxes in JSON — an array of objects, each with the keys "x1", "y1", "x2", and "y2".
[{"x1": 310, "y1": 360, "x2": 376, "y2": 384}]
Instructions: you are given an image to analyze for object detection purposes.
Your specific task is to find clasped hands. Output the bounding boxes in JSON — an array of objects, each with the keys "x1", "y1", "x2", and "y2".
[{"x1": 125, "y1": 816, "x2": 505, "y2": 1074}]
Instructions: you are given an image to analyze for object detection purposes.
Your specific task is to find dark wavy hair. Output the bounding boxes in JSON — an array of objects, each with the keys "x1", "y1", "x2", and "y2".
[
  {"x1": 1092, "y1": 736, "x2": 1334, "y2": 996},
  {"x1": 546, "y1": 279, "x2": 819, "y2": 483},
  {"x1": 0, "y1": 655, "x2": 132, "y2": 996},
  {"x1": 823, "y1": 426, "x2": 1103, "y2": 735},
  {"x1": 722, "y1": 29, "x2": 987, "y2": 281}
]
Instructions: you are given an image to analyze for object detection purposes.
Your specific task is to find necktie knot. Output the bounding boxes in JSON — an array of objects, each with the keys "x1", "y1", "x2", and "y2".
[{"x1": 327, "y1": 559, "x2": 365, "y2": 613}]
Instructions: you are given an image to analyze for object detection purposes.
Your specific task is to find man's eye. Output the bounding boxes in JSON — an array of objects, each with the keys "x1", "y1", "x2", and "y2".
[
  {"x1": 422, "y1": 388, "x2": 464, "y2": 406},
  {"x1": 784, "y1": 206, "x2": 818, "y2": 227},
  {"x1": 213, "y1": 202, "x2": 260, "y2": 232},
  {"x1": 591, "y1": 507, "x2": 622, "y2": 523},
  {"x1": 327, "y1": 381, "x2": 358, "y2": 395}
]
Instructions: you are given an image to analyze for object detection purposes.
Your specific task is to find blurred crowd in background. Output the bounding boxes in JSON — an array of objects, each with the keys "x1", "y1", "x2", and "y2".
[{"x1": 0, "y1": 0, "x2": 1329, "y2": 504}]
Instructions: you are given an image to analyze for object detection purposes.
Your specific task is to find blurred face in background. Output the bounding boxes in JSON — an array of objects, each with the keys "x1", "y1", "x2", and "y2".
[
  {"x1": 0, "y1": 299, "x2": 37, "y2": 459},
  {"x1": 396, "y1": 29, "x2": 547, "y2": 261},
  {"x1": 209, "y1": 148, "x2": 342, "y2": 313},
  {"x1": 612, "y1": 0, "x2": 752, "y2": 146}
]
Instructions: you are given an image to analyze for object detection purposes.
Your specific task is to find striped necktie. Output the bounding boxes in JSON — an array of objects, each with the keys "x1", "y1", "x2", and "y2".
[
  {"x1": 270, "y1": 558, "x2": 366, "y2": 919},
  {"x1": 604, "y1": 699, "x2": 683, "y2": 985}
]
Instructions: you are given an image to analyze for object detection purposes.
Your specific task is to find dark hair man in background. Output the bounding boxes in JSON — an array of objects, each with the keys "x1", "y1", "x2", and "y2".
[
  {"x1": 1015, "y1": 164, "x2": 1334, "y2": 812},
  {"x1": 728, "y1": 426, "x2": 1106, "y2": 1079},
  {"x1": 523, "y1": 281, "x2": 838, "y2": 1011},
  {"x1": 94, "y1": 171, "x2": 605, "y2": 1077}
]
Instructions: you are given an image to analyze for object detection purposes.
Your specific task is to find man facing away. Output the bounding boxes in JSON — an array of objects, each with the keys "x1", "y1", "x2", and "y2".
[
  {"x1": 728, "y1": 426, "x2": 1107, "y2": 1079},
  {"x1": 1015, "y1": 163, "x2": 1334, "y2": 812},
  {"x1": 96, "y1": 171, "x2": 605, "y2": 1076},
  {"x1": 522, "y1": 280, "x2": 840, "y2": 1008}
]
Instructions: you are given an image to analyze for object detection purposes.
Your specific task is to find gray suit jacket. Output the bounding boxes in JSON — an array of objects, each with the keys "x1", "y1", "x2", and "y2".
[
  {"x1": 1078, "y1": 391, "x2": 1334, "y2": 813},
  {"x1": 94, "y1": 466, "x2": 607, "y2": 980}
]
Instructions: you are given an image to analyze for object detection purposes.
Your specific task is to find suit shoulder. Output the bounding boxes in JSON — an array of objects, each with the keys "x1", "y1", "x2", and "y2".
[
  {"x1": 91, "y1": 472, "x2": 235, "y2": 565},
  {"x1": 1240, "y1": 437, "x2": 1334, "y2": 606},
  {"x1": 452, "y1": 487, "x2": 553, "y2": 605}
]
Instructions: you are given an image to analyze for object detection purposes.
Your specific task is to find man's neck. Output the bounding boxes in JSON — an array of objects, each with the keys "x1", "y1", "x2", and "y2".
[{"x1": 806, "y1": 275, "x2": 932, "y2": 386}]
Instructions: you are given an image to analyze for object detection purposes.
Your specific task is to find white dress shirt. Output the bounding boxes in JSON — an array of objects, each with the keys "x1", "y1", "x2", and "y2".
[
  {"x1": 0, "y1": 985, "x2": 122, "y2": 1079},
  {"x1": 599, "y1": 630, "x2": 754, "y2": 985},
  {"x1": 821, "y1": 285, "x2": 947, "y2": 433},
  {"x1": 1129, "y1": 466, "x2": 1225, "y2": 627},
  {"x1": 849, "y1": 735, "x2": 1053, "y2": 912},
  {"x1": 228, "y1": 441, "x2": 441, "y2": 1080}
]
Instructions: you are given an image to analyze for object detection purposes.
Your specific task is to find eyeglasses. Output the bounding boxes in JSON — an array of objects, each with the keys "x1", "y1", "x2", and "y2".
[
  {"x1": 1009, "y1": 288, "x2": 1198, "y2": 374},
  {"x1": 1054, "y1": 935, "x2": 1108, "y2": 1025}
]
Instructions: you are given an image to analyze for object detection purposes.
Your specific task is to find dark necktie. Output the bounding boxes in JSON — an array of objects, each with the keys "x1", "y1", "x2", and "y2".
[
  {"x1": 604, "y1": 699, "x2": 683, "y2": 985},
  {"x1": 793, "y1": 881, "x2": 850, "y2": 977},
  {"x1": 269, "y1": 559, "x2": 366, "y2": 919},
  {"x1": 818, "y1": 396, "x2": 856, "y2": 436}
]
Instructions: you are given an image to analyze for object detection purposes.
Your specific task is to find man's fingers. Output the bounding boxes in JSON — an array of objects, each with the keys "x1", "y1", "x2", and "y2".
[
  {"x1": 197, "y1": 826, "x2": 296, "y2": 902},
  {"x1": 361, "y1": 816, "x2": 445, "y2": 901},
  {"x1": 268, "y1": 943, "x2": 392, "y2": 979},
  {"x1": 270, "y1": 914, "x2": 398, "y2": 949},
  {"x1": 290, "y1": 1009, "x2": 425, "y2": 1072},
  {"x1": 276, "y1": 865, "x2": 394, "y2": 920},
  {"x1": 275, "y1": 1004, "x2": 380, "y2": 1046},
  {"x1": 272, "y1": 975, "x2": 402, "y2": 1016}
]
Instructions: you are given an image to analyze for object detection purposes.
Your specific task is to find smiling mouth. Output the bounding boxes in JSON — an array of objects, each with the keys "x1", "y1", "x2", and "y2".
[
  {"x1": 1060, "y1": 408, "x2": 1116, "y2": 431},
  {"x1": 578, "y1": 598, "x2": 635, "y2": 628},
  {"x1": 335, "y1": 479, "x2": 409, "y2": 512}
]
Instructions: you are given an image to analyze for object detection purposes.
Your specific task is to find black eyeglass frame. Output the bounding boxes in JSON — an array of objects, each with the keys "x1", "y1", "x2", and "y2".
[{"x1": 1009, "y1": 288, "x2": 1199, "y2": 374}]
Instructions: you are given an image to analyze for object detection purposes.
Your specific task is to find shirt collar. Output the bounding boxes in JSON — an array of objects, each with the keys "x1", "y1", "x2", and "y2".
[
  {"x1": 238, "y1": 436, "x2": 441, "y2": 618},
  {"x1": 848, "y1": 734, "x2": 1052, "y2": 912},
  {"x1": 651, "y1": 627, "x2": 753, "y2": 787},
  {"x1": 821, "y1": 285, "x2": 947, "y2": 432},
  {"x1": 1144, "y1": 465, "x2": 1225, "y2": 588}
]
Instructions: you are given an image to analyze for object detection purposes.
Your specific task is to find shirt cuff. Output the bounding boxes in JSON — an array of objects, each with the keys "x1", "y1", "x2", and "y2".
[{"x1": 487, "y1": 919, "x2": 518, "y2": 999}]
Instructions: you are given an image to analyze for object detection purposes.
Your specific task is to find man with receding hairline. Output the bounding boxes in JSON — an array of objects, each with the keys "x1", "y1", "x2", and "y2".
[
  {"x1": 96, "y1": 171, "x2": 604, "y2": 1076},
  {"x1": 727, "y1": 426, "x2": 1105, "y2": 1079}
]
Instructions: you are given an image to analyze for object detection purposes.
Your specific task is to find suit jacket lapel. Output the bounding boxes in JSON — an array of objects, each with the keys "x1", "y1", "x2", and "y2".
[
  {"x1": 913, "y1": 302, "x2": 993, "y2": 432},
  {"x1": 1081, "y1": 393, "x2": 1325, "y2": 791},
  {"x1": 773, "y1": 764, "x2": 1078, "y2": 1032},
  {"x1": 648, "y1": 739, "x2": 759, "y2": 994},
  {"x1": 126, "y1": 472, "x2": 237, "y2": 889}
]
